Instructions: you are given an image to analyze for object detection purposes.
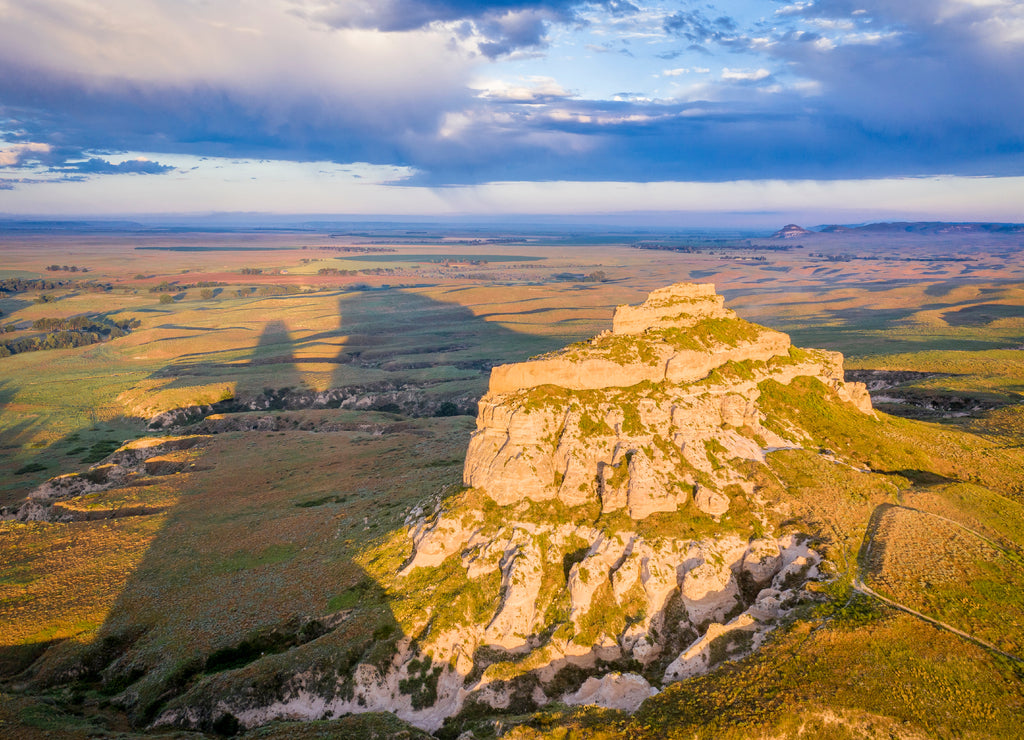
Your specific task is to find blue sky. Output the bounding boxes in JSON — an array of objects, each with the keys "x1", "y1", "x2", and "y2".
[{"x1": 0, "y1": 0, "x2": 1022, "y2": 224}]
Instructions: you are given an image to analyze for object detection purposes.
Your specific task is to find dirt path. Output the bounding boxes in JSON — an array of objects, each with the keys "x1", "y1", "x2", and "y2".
[{"x1": 854, "y1": 503, "x2": 1023, "y2": 664}]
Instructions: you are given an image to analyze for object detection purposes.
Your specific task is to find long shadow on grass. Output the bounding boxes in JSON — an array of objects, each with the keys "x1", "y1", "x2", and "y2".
[
  {"x1": 327, "y1": 288, "x2": 564, "y2": 382},
  {"x1": 234, "y1": 318, "x2": 305, "y2": 399},
  {"x1": 2, "y1": 287, "x2": 574, "y2": 733},
  {"x1": 145, "y1": 287, "x2": 570, "y2": 416}
]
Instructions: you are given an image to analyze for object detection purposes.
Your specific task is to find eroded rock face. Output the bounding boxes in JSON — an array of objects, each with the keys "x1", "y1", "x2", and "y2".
[
  {"x1": 465, "y1": 282, "x2": 871, "y2": 519},
  {"x1": 562, "y1": 672, "x2": 658, "y2": 712},
  {"x1": 694, "y1": 485, "x2": 730, "y2": 517},
  {"x1": 151, "y1": 284, "x2": 860, "y2": 735}
]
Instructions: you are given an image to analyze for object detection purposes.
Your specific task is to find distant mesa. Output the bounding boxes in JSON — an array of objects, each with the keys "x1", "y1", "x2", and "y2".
[
  {"x1": 770, "y1": 221, "x2": 1024, "y2": 237},
  {"x1": 771, "y1": 224, "x2": 812, "y2": 239}
]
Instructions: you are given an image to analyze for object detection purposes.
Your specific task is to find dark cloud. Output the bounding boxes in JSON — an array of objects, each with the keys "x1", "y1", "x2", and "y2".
[
  {"x1": 477, "y1": 10, "x2": 552, "y2": 57},
  {"x1": 410, "y1": 110, "x2": 942, "y2": 184},
  {"x1": 51, "y1": 157, "x2": 174, "y2": 175},
  {"x1": 0, "y1": 58, "x2": 470, "y2": 168},
  {"x1": 756, "y1": 1, "x2": 1024, "y2": 140},
  {"x1": 605, "y1": 0, "x2": 639, "y2": 16},
  {"x1": 295, "y1": 0, "x2": 638, "y2": 56},
  {"x1": 293, "y1": 0, "x2": 577, "y2": 32},
  {"x1": 1, "y1": 0, "x2": 1022, "y2": 193}
]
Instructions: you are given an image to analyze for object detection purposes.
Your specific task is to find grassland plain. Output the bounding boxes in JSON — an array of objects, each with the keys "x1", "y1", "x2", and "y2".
[{"x1": 1, "y1": 225, "x2": 1024, "y2": 738}]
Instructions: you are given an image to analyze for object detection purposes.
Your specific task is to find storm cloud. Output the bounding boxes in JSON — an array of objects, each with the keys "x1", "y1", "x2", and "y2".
[{"x1": 0, "y1": 0, "x2": 1022, "y2": 195}]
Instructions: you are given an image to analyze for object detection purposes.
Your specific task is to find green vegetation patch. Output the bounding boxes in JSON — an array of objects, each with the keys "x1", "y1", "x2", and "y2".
[
  {"x1": 758, "y1": 375, "x2": 1024, "y2": 501},
  {"x1": 555, "y1": 332, "x2": 662, "y2": 366},
  {"x1": 214, "y1": 543, "x2": 300, "y2": 574},
  {"x1": 0, "y1": 316, "x2": 139, "y2": 358},
  {"x1": 657, "y1": 316, "x2": 764, "y2": 352},
  {"x1": 398, "y1": 654, "x2": 444, "y2": 710},
  {"x1": 626, "y1": 612, "x2": 1021, "y2": 738},
  {"x1": 79, "y1": 438, "x2": 122, "y2": 464},
  {"x1": 241, "y1": 713, "x2": 434, "y2": 739}
]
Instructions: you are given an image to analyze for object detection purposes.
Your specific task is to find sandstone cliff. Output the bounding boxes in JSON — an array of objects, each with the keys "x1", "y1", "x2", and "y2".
[
  {"x1": 466, "y1": 281, "x2": 871, "y2": 514},
  {"x1": 155, "y1": 283, "x2": 875, "y2": 734}
]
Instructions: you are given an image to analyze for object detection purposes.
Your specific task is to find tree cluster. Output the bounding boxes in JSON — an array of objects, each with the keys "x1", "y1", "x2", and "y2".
[
  {"x1": 0, "y1": 315, "x2": 140, "y2": 357},
  {"x1": 149, "y1": 280, "x2": 226, "y2": 293},
  {"x1": 0, "y1": 278, "x2": 73, "y2": 292}
]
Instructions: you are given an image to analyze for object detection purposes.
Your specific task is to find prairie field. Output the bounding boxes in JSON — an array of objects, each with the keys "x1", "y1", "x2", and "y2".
[{"x1": 2, "y1": 224, "x2": 1024, "y2": 738}]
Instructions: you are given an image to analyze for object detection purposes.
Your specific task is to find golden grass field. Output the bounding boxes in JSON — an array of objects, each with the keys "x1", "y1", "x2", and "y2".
[{"x1": 2, "y1": 225, "x2": 1024, "y2": 738}]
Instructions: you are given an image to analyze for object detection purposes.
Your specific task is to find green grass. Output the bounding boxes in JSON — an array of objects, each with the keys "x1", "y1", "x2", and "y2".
[
  {"x1": 657, "y1": 316, "x2": 764, "y2": 352},
  {"x1": 757, "y1": 375, "x2": 1024, "y2": 500},
  {"x1": 213, "y1": 543, "x2": 300, "y2": 574},
  {"x1": 500, "y1": 609, "x2": 1023, "y2": 739},
  {"x1": 864, "y1": 505, "x2": 1024, "y2": 655}
]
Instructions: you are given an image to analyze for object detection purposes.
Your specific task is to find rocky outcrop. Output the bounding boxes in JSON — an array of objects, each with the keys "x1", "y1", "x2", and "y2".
[
  {"x1": 465, "y1": 283, "x2": 871, "y2": 517},
  {"x1": 562, "y1": 672, "x2": 658, "y2": 712},
  {"x1": 486, "y1": 284, "x2": 790, "y2": 395},
  {"x1": 147, "y1": 384, "x2": 477, "y2": 430},
  {"x1": 772, "y1": 224, "x2": 813, "y2": 239},
  {"x1": 611, "y1": 283, "x2": 726, "y2": 334},
  {"x1": 153, "y1": 284, "x2": 866, "y2": 735},
  {"x1": 2, "y1": 436, "x2": 206, "y2": 522}
]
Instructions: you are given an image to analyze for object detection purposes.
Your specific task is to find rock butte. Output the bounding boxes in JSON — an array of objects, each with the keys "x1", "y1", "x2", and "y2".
[
  {"x1": 486, "y1": 283, "x2": 786, "y2": 394},
  {"x1": 465, "y1": 281, "x2": 871, "y2": 516},
  {"x1": 151, "y1": 283, "x2": 875, "y2": 734}
]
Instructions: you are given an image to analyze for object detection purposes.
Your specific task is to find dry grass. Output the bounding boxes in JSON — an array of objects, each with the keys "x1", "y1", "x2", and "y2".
[
  {"x1": 865, "y1": 506, "x2": 1024, "y2": 655},
  {"x1": 0, "y1": 516, "x2": 166, "y2": 649},
  {"x1": 9, "y1": 413, "x2": 471, "y2": 721}
]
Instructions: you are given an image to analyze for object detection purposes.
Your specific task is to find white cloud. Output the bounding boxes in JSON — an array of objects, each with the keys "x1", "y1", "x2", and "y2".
[
  {"x1": 659, "y1": 67, "x2": 708, "y2": 77},
  {"x1": 0, "y1": 1, "x2": 474, "y2": 131},
  {"x1": 812, "y1": 18, "x2": 855, "y2": 30},
  {"x1": 775, "y1": 2, "x2": 816, "y2": 17},
  {"x1": 721, "y1": 68, "x2": 772, "y2": 81},
  {"x1": 472, "y1": 76, "x2": 576, "y2": 102}
]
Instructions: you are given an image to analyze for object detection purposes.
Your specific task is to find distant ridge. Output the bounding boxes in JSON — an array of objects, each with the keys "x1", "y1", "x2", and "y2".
[{"x1": 815, "y1": 221, "x2": 1024, "y2": 235}]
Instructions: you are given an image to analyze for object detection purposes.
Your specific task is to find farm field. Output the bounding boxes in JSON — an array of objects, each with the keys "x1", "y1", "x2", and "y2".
[{"x1": 2, "y1": 223, "x2": 1024, "y2": 738}]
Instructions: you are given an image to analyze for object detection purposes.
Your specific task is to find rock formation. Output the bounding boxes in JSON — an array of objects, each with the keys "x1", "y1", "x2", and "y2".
[
  {"x1": 153, "y1": 283, "x2": 875, "y2": 734},
  {"x1": 464, "y1": 282, "x2": 870, "y2": 514},
  {"x1": 772, "y1": 223, "x2": 813, "y2": 239}
]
